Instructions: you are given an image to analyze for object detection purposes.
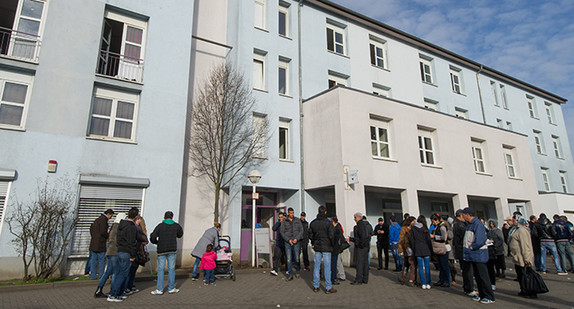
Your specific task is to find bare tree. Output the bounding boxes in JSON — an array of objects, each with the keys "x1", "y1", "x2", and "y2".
[
  {"x1": 7, "y1": 177, "x2": 78, "y2": 280},
  {"x1": 189, "y1": 62, "x2": 267, "y2": 222}
]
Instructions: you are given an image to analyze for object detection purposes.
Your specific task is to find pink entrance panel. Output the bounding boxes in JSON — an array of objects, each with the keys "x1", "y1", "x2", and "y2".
[{"x1": 239, "y1": 204, "x2": 285, "y2": 263}]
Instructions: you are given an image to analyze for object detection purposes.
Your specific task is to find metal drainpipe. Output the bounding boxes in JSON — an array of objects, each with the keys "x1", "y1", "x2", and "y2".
[
  {"x1": 298, "y1": 0, "x2": 305, "y2": 213},
  {"x1": 476, "y1": 65, "x2": 487, "y2": 124}
]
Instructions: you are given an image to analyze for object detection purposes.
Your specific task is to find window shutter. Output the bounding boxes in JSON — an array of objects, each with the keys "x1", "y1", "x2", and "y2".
[
  {"x1": 0, "y1": 181, "x2": 8, "y2": 224},
  {"x1": 70, "y1": 185, "x2": 144, "y2": 255}
]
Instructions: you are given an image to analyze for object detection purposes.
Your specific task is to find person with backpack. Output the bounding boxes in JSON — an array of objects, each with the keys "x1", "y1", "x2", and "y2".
[
  {"x1": 553, "y1": 214, "x2": 574, "y2": 273},
  {"x1": 349, "y1": 212, "x2": 372, "y2": 285}
]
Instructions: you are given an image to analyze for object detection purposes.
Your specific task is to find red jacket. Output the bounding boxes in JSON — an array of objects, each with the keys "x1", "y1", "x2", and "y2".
[{"x1": 200, "y1": 251, "x2": 217, "y2": 270}]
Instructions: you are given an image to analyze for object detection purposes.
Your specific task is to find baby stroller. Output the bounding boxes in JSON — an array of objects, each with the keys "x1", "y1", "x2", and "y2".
[{"x1": 214, "y1": 235, "x2": 236, "y2": 281}]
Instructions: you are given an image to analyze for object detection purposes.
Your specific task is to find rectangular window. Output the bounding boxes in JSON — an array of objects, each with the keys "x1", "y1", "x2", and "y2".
[
  {"x1": 506, "y1": 121, "x2": 513, "y2": 130},
  {"x1": 0, "y1": 0, "x2": 46, "y2": 61},
  {"x1": 503, "y1": 146, "x2": 517, "y2": 178},
  {"x1": 545, "y1": 103, "x2": 554, "y2": 124},
  {"x1": 560, "y1": 171, "x2": 568, "y2": 193},
  {"x1": 88, "y1": 87, "x2": 139, "y2": 141},
  {"x1": 499, "y1": 85, "x2": 508, "y2": 109},
  {"x1": 496, "y1": 119, "x2": 503, "y2": 128},
  {"x1": 418, "y1": 128, "x2": 435, "y2": 165},
  {"x1": 370, "y1": 118, "x2": 391, "y2": 159},
  {"x1": 490, "y1": 81, "x2": 499, "y2": 106},
  {"x1": 369, "y1": 38, "x2": 386, "y2": 69},
  {"x1": 533, "y1": 131, "x2": 544, "y2": 154},
  {"x1": 254, "y1": 0, "x2": 266, "y2": 29},
  {"x1": 455, "y1": 107, "x2": 467, "y2": 119},
  {"x1": 278, "y1": 4, "x2": 289, "y2": 36},
  {"x1": 71, "y1": 183, "x2": 145, "y2": 255},
  {"x1": 450, "y1": 67, "x2": 462, "y2": 94},
  {"x1": 252, "y1": 114, "x2": 266, "y2": 158},
  {"x1": 278, "y1": 58, "x2": 289, "y2": 95},
  {"x1": 0, "y1": 72, "x2": 32, "y2": 129},
  {"x1": 328, "y1": 72, "x2": 347, "y2": 88},
  {"x1": 372, "y1": 83, "x2": 391, "y2": 98},
  {"x1": 97, "y1": 10, "x2": 147, "y2": 83},
  {"x1": 552, "y1": 135, "x2": 562, "y2": 158},
  {"x1": 424, "y1": 98, "x2": 438, "y2": 111},
  {"x1": 0, "y1": 181, "x2": 9, "y2": 232},
  {"x1": 326, "y1": 22, "x2": 345, "y2": 55},
  {"x1": 419, "y1": 56, "x2": 433, "y2": 84},
  {"x1": 541, "y1": 168, "x2": 550, "y2": 192},
  {"x1": 527, "y1": 95, "x2": 537, "y2": 118},
  {"x1": 279, "y1": 119, "x2": 290, "y2": 160},
  {"x1": 471, "y1": 140, "x2": 486, "y2": 173},
  {"x1": 253, "y1": 52, "x2": 266, "y2": 90}
]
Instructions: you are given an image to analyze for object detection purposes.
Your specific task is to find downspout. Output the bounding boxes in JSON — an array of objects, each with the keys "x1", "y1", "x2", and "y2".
[
  {"x1": 298, "y1": 0, "x2": 305, "y2": 213},
  {"x1": 476, "y1": 65, "x2": 487, "y2": 124}
]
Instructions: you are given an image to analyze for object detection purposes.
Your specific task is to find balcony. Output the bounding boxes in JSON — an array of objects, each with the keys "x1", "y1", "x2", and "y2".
[
  {"x1": 97, "y1": 50, "x2": 144, "y2": 83},
  {"x1": 0, "y1": 26, "x2": 41, "y2": 62}
]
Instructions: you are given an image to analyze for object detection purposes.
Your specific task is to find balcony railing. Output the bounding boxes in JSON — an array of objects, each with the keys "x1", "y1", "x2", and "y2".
[
  {"x1": 97, "y1": 50, "x2": 144, "y2": 83},
  {"x1": 0, "y1": 26, "x2": 41, "y2": 62}
]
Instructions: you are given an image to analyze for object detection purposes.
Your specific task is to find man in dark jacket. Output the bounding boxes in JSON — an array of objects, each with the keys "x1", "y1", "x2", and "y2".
[
  {"x1": 350, "y1": 212, "x2": 371, "y2": 285},
  {"x1": 373, "y1": 217, "x2": 389, "y2": 270},
  {"x1": 553, "y1": 214, "x2": 574, "y2": 273},
  {"x1": 462, "y1": 207, "x2": 494, "y2": 304},
  {"x1": 529, "y1": 215, "x2": 542, "y2": 271},
  {"x1": 309, "y1": 205, "x2": 336, "y2": 293},
  {"x1": 89, "y1": 208, "x2": 114, "y2": 280},
  {"x1": 300, "y1": 212, "x2": 310, "y2": 271},
  {"x1": 108, "y1": 208, "x2": 138, "y2": 302},
  {"x1": 280, "y1": 207, "x2": 304, "y2": 280},
  {"x1": 537, "y1": 213, "x2": 566, "y2": 274},
  {"x1": 453, "y1": 209, "x2": 474, "y2": 295},
  {"x1": 150, "y1": 211, "x2": 184, "y2": 295},
  {"x1": 271, "y1": 212, "x2": 286, "y2": 276}
]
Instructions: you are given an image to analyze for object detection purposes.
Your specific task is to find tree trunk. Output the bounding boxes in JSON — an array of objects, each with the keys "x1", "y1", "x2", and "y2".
[{"x1": 214, "y1": 183, "x2": 221, "y2": 222}]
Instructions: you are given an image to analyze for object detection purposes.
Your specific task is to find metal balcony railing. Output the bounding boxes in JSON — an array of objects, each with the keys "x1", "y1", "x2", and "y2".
[
  {"x1": 97, "y1": 50, "x2": 144, "y2": 83},
  {"x1": 0, "y1": 26, "x2": 41, "y2": 62}
]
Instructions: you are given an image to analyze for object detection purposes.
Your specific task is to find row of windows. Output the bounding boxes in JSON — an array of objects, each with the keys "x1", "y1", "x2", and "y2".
[
  {"x1": 253, "y1": 114, "x2": 291, "y2": 161},
  {"x1": 369, "y1": 117, "x2": 521, "y2": 179},
  {"x1": 254, "y1": 0, "x2": 291, "y2": 37},
  {"x1": 253, "y1": 51, "x2": 292, "y2": 96},
  {"x1": 533, "y1": 131, "x2": 564, "y2": 158},
  {"x1": 541, "y1": 169, "x2": 569, "y2": 193}
]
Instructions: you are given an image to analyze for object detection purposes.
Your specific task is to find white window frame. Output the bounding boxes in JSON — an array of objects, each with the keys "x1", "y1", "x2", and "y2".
[
  {"x1": 450, "y1": 67, "x2": 462, "y2": 94},
  {"x1": 278, "y1": 119, "x2": 290, "y2": 161},
  {"x1": 419, "y1": 56, "x2": 433, "y2": 84},
  {"x1": 326, "y1": 22, "x2": 345, "y2": 55},
  {"x1": 560, "y1": 171, "x2": 568, "y2": 193},
  {"x1": 328, "y1": 72, "x2": 347, "y2": 88},
  {"x1": 424, "y1": 98, "x2": 438, "y2": 111},
  {"x1": 278, "y1": 58, "x2": 289, "y2": 95},
  {"x1": 533, "y1": 131, "x2": 544, "y2": 154},
  {"x1": 0, "y1": 71, "x2": 33, "y2": 130},
  {"x1": 252, "y1": 114, "x2": 266, "y2": 158},
  {"x1": 278, "y1": 3, "x2": 289, "y2": 37},
  {"x1": 527, "y1": 95, "x2": 537, "y2": 118},
  {"x1": 503, "y1": 146, "x2": 517, "y2": 178},
  {"x1": 370, "y1": 117, "x2": 391, "y2": 159},
  {"x1": 369, "y1": 37, "x2": 387, "y2": 69},
  {"x1": 372, "y1": 83, "x2": 391, "y2": 98},
  {"x1": 541, "y1": 168, "x2": 550, "y2": 192},
  {"x1": 552, "y1": 135, "x2": 562, "y2": 158},
  {"x1": 496, "y1": 119, "x2": 503, "y2": 128},
  {"x1": 6, "y1": 0, "x2": 48, "y2": 61},
  {"x1": 0, "y1": 180, "x2": 13, "y2": 237},
  {"x1": 87, "y1": 87, "x2": 139, "y2": 142},
  {"x1": 490, "y1": 81, "x2": 499, "y2": 106},
  {"x1": 254, "y1": 0, "x2": 266, "y2": 30},
  {"x1": 506, "y1": 121, "x2": 513, "y2": 130},
  {"x1": 499, "y1": 85, "x2": 508, "y2": 109},
  {"x1": 455, "y1": 107, "x2": 467, "y2": 119},
  {"x1": 545, "y1": 102, "x2": 555, "y2": 124},
  {"x1": 471, "y1": 140, "x2": 487, "y2": 173},
  {"x1": 253, "y1": 52, "x2": 266, "y2": 90},
  {"x1": 418, "y1": 128, "x2": 436, "y2": 166}
]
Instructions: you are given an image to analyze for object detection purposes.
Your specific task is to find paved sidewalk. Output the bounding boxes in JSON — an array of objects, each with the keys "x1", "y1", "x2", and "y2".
[{"x1": 1, "y1": 262, "x2": 573, "y2": 308}]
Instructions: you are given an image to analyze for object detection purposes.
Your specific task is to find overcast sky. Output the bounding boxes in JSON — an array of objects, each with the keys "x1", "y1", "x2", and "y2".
[{"x1": 331, "y1": 0, "x2": 574, "y2": 157}]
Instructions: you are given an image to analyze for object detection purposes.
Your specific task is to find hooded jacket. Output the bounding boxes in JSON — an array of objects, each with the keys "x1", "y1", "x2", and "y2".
[
  {"x1": 553, "y1": 219, "x2": 572, "y2": 242},
  {"x1": 463, "y1": 217, "x2": 489, "y2": 263},
  {"x1": 309, "y1": 213, "x2": 334, "y2": 252},
  {"x1": 537, "y1": 217, "x2": 557, "y2": 241},
  {"x1": 150, "y1": 219, "x2": 184, "y2": 254},
  {"x1": 410, "y1": 222, "x2": 432, "y2": 257},
  {"x1": 117, "y1": 219, "x2": 138, "y2": 258},
  {"x1": 389, "y1": 222, "x2": 401, "y2": 244}
]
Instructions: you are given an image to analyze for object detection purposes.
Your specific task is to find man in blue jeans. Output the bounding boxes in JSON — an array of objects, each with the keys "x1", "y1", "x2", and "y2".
[
  {"x1": 108, "y1": 208, "x2": 138, "y2": 302},
  {"x1": 309, "y1": 205, "x2": 336, "y2": 293},
  {"x1": 389, "y1": 215, "x2": 402, "y2": 271},
  {"x1": 280, "y1": 207, "x2": 303, "y2": 281},
  {"x1": 150, "y1": 211, "x2": 184, "y2": 295},
  {"x1": 537, "y1": 213, "x2": 567, "y2": 275}
]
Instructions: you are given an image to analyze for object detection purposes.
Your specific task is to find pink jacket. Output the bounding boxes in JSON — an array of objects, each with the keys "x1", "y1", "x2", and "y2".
[{"x1": 200, "y1": 251, "x2": 217, "y2": 270}]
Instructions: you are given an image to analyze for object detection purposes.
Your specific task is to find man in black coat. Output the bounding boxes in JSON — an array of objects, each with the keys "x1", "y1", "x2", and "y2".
[
  {"x1": 271, "y1": 212, "x2": 286, "y2": 276},
  {"x1": 309, "y1": 206, "x2": 336, "y2": 293},
  {"x1": 350, "y1": 212, "x2": 371, "y2": 285},
  {"x1": 108, "y1": 208, "x2": 138, "y2": 302},
  {"x1": 453, "y1": 209, "x2": 475, "y2": 296},
  {"x1": 299, "y1": 212, "x2": 310, "y2": 271},
  {"x1": 89, "y1": 208, "x2": 114, "y2": 280},
  {"x1": 373, "y1": 217, "x2": 389, "y2": 270},
  {"x1": 150, "y1": 211, "x2": 184, "y2": 294}
]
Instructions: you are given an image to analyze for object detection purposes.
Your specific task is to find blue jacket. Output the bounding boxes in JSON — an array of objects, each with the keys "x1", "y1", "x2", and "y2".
[
  {"x1": 389, "y1": 222, "x2": 401, "y2": 244},
  {"x1": 463, "y1": 217, "x2": 489, "y2": 263},
  {"x1": 553, "y1": 219, "x2": 572, "y2": 241}
]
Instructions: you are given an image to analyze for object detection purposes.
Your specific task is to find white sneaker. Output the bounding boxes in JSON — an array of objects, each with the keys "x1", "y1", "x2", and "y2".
[
  {"x1": 150, "y1": 289, "x2": 164, "y2": 295},
  {"x1": 107, "y1": 296, "x2": 123, "y2": 302},
  {"x1": 466, "y1": 290, "x2": 478, "y2": 297},
  {"x1": 270, "y1": 270, "x2": 278, "y2": 276},
  {"x1": 426, "y1": 284, "x2": 431, "y2": 289},
  {"x1": 168, "y1": 288, "x2": 179, "y2": 294},
  {"x1": 491, "y1": 284, "x2": 496, "y2": 291}
]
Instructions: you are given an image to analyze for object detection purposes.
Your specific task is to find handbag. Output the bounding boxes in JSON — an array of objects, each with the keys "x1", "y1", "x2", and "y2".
[
  {"x1": 339, "y1": 240, "x2": 350, "y2": 253},
  {"x1": 432, "y1": 241, "x2": 446, "y2": 255},
  {"x1": 135, "y1": 244, "x2": 150, "y2": 266},
  {"x1": 521, "y1": 265, "x2": 549, "y2": 294}
]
